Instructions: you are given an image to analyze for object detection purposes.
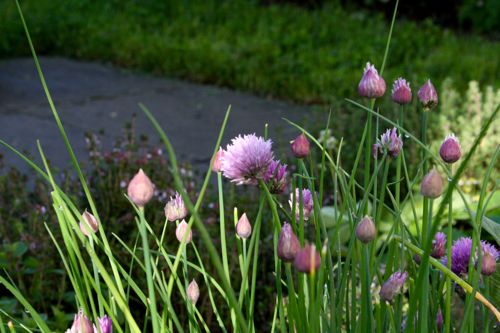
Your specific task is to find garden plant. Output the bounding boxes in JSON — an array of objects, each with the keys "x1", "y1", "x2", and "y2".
[{"x1": 0, "y1": 1, "x2": 499, "y2": 332}]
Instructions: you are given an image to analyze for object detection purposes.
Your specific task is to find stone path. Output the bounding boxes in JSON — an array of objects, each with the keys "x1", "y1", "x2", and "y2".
[{"x1": 0, "y1": 57, "x2": 313, "y2": 173}]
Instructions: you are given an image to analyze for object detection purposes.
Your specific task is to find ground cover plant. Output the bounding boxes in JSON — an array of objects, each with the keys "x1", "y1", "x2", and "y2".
[{"x1": 0, "y1": 1, "x2": 499, "y2": 332}]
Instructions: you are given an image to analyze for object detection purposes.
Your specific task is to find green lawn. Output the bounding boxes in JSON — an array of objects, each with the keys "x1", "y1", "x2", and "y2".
[{"x1": 1, "y1": 0, "x2": 498, "y2": 105}]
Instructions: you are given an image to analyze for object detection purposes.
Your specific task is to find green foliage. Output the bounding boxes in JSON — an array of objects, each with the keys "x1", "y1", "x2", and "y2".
[{"x1": 0, "y1": 0, "x2": 498, "y2": 105}]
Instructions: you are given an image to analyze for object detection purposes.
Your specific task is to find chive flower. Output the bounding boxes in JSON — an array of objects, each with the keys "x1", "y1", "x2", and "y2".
[
  {"x1": 127, "y1": 169, "x2": 154, "y2": 207},
  {"x1": 373, "y1": 127, "x2": 403, "y2": 159},
  {"x1": 439, "y1": 134, "x2": 461, "y2": 164},
  {"x1": 391, "y1": 78, "x2": 412, "y2": 105},
  {"x1": 264, "y1": 160, "x2": 287, "y2": 194},
  {"x1": 289, "y1": 188, "x2": 314, "y2": 221},
  {"x1": 380, "y1": 271, "x2": 408, "y2": 303},
  {"x1": 358, "y1": 62, "x2": 386, "y2": 98},
  {"x1": 165, "y1": 192, "x2": 188, "y2": 222},
  {"x1": 442, "y1": 237, "x2": 499, "y2": 276},
  {"x1": 417, "y1": 79, "x2": 438, "y2": 110},
  {"x1": 277, "y1": 222, "x2": 300, "y2": 262}
]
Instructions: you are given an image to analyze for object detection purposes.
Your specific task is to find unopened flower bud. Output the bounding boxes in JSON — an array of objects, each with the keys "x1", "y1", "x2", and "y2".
[
  {"x1": 291, "y1": 133, "x2": 310, "y2": 158},
  {"x1": 187, "y1": 279, "x2": 200, "y2": 305},
  {"x1": 431, "y1": 232, "x2": 446, "y2": 258},
  {"x1": 127, "y1": 169, "x2": 154, "y2": 207},
  {"x1": 420, "y1": 168, "x2": 444, "y2": 199},
  {"x1": 96, "y1": 315, "x2": 112, "y2": 333},
  {"x1": 236, "y1": 213, "x2": 252, "y2": 239},
  {"x1": 69, "y1": 309, "x2": 93, "y2": 333},
  {"x1": 358, "y1": 62, "x2": 386, "y2": 98},
  {"x1": 277, "y1": 223, "x2": 300, "y2": 262},
  {"x1": 289, "y1": 189, "x2": 314, "y2": 221},
  {"x1": 436, "y1": 310, "x2": 443, "y2": 331},
  {"x1": 80, "y1": 210, "x2": 98, "y2": 236},
  {"x1": 212, "y1": 148, "x2": 225, "y2": 173},
  {"x1": 417, "y1": 79, "x2": 438, "y2": 110},
  {"x1": 294, "y1": 244, "x2": 321, "y2": 274},
  {"x1": 391, "y1": 78, "x2": 412, "y2": 105},
  {"x1": 439, "y1": 134, "x2": 461, "y2": 164},
  {"x1": 176, "y1": 220, "x2": 192, "y2": 244},
  {"x1": 165, "y1": 192, "x2": 188, "y2": 222},
  {"x1": 355, "y1": 216, "x2": 376, "y2": 243},
  {"x1": 380, "y1": 271, "x2": 407, "y2": 303},
  {"x1": 481, "y1": 251, "x2": 498, "y2": 276}
]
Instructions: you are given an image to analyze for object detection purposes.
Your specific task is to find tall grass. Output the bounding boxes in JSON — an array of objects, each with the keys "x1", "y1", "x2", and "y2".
[{"x1": 0, "y1": 0, "x2": 499, "y2": 332}]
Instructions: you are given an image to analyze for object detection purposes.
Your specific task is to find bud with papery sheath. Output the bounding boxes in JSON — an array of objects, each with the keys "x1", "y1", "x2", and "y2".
[
  {"x1": 294, "y1": 244, "x2": 321, "y2": 274},
  {"x1": 358, "y1": 62, "x2": 386, "y2": 98},
  {"x1": 96, "y1": 315, "x2": 112, "y2": 333},
  {"x1": 291, "y1": 133, "x2": 310, "y2": 158},
  {"x1": 212, "y1": 148, "x2": 225, "y2": 172},
  {"x1": 417, "y1": 79, "x2": 438, "y2": 110},
  {"x1": 127, "y1": 169, "x2": 154, "y2": 207},
  {"x1": 80, "y1": 210, "x2": 98, "y2": 236},
  {"x1": 176, "y1": 220, "x2": 192, "y2": 244},
  {"x1": 439, "y1": 134, "x2": 461, "y2": 164},
  {"x1": 391, "y1": 78, "x2": 412, "y2": 105},
  {"x1": 481, "y1": 243, "x2": 499, "y2": 276},
  {"x1": 68, "y1": 309, "x2": 93, "y2": 333},
  {"x1": 277, "y1": 223, "x2": 300, "y2": 262},
  {"x1": 187, "y1": 279, "x2": 200, "y2": 305},
  {"x1": 355, "y1": 216, "x2": 376, "y2": 243},
  {"x1": 420, "y1": 168, "x2": 444, "y2": 199},
  {"x1": 165, "y1": 192, "x2": 188, "y2": 222},
  {"x1": 236, "y1": 213, "x2": 252, "y2": 239}
]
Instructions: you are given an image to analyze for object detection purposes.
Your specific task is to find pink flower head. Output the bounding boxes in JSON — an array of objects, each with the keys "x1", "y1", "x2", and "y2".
[
  {"x1": 164, "y1": 192, "x2": 188, "y2": 222},
  {"x1": 212, "y1": 148, "x2": 225, "y2": 173},
  {"x1": 391, "y1": 78, "x2": 412, "y2": 105},
  {"x1": 291, "y1": 133, "x2": 310, "y2": 158},
  {"x1": 289, "y1": 188, "x2": 314, "y2": 221},
  {"x1": 127, "y1": 169, "x2": 154, "y2": 207},
  {"x1": 221, "y1": 134, "x2": 274, "y2": 185},
  {"x1": 439, "y1": 134, "x2": 461, "y2": 164},
  {"x1": 417, "y1": 79, "x2": 438, "y2": 110},
  {"x1": 431, "y1": 232, "x2": 447, "y2": 258},
  {"x1": 442, "y1": 237, "x2": 499, "y2": 276},
  {"x1": 236, "y1": 213, "x2": 252, "y2": 239},
  {"x1": 358, "y1": 62, "x2": 386, "y2": 98},
  {"x1": 264, "y1": 160, "x2": 287, "y2": 194},
  {"x1": 373, "y1": 127, "x2": 403, "y2": 159},
  {"x1": 380, "y1": 271, "x2": 408, "y2": 303},
  {"x1": 294, "y1": 244, "x2": 321, "y2": 274}
]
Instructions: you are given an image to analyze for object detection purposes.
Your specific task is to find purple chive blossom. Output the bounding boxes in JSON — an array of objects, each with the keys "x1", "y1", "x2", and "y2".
[
  {"x1": 221, "y1": 134, "x2": 274, "y2": 185},
  {"x1": 289, "y1": 188, "x2": 314, "y2": 221},
  {"x1": 373, "y1": 127, "x2": 403, "y2": 159},
  {"x1": 439, "y1": 134, "x2": 461, "y2": 164},
  {"x1": 417, "y1": 79, "x2": 438, "y2": 110},
  {"x1": 264, "y1": 160, "x2": 287, "y2": 194},
  {"x1": 164, "y1": 192, "x2": 188, "y2": 222},
  {"x1": 67, "y1": 309, "x2": 93, "y2": 333},
  {"x1": 94, "y1": 315, "x2": 112, "y2": 333},
  {"x1": 431, "y1": 232, "x2": 447, "y2": 258},
  {"x1": 442, "y1": 237, "x2": 499, "y2": 276},
  {"x1": 358, "y1": 62, "x2": 386, "y2": 98},
  {"x1": 380, "y1": 271, "x2": 408, "y2": 303},
  {"x1": 391, "y1": 78, "x2": 412, "y2": 105}
]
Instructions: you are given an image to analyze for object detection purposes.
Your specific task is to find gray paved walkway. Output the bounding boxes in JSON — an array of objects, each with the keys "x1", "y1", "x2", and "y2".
[{"x1": 0, "y1": 57, "x2": 313, "y2": 173}]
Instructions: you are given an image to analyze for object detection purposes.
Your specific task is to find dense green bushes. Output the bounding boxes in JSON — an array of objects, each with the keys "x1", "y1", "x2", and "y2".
[{"x1": 0, "y1": 0, "x2": 498, "y2": 105}]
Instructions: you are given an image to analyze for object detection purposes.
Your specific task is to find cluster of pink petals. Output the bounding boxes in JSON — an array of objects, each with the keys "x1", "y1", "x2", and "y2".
[
  {"x1": 391, "y1": 78, "x2": 412, "y2": 105},
  {"x1": 380, "y1": 270, "x2": 408, "y2": 302},
  {"x1": 264, "y1": 160, "x2": 288, "y2": 194},
  {"x1": 442, "y1": 237, "x2": 498, "y2": 276},
  {"x1": 165, "y1": 192, "x2": 188, "y2": 222},
  {"x1": 289, "y1": 188, "x2": 314, "y2": 221},
  {"x1": 221, "y1": 134, "x2": 274, "y2": 185},
  {"x1": 373, "y1": 127, "x2": 403, "y2": 159},
  {"x1": 358, "y1": 62, "x2": 386, "y2": 98}
]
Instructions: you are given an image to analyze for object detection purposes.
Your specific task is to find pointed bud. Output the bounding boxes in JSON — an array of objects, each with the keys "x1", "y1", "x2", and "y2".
[
  {"x1": 417, "y1": 79, "x2": 438, "y2": 110},
  {"x1": 380, "y1": 271, "x2": 407, "y2": 303},
  {"x1": 96, "y1": 315, "x2": 112, "y2": 333},
  {"x1": 431, "y1": 232, "x2": 446, "y2": 258},
  {"x1": 436, "y1": 310, "x2": 443, "y2": 330},
  {"x1": 355, "y1": 216, "x2": 376, "y2": 243},
  {"x1": 69, "y1": 309, "x2": 93, "y2": 333},
  {"x1": 176, "y1": 220, "x2": 192, "y2": 244},
  {"x1": 358, "y1": 62, "x2": 386, "y2": 98},
  {"x1": 291, "y1": 133, "x2": 310, "y2": 158},
  {"x1": 212, "y1": 148, "x2": 225, "y2": 173},
  {"x1": 294, "y1": 244, "x2": 321, "y2": 274},
  {"x1": 277, "y1": 223, "x2": 300, "y2": 262},
  {"x1": 165, "y1": 192, "x2": 188, "y2": 222},
  {"x1": 127, "y1": 169, "x2": 154, "y2": 207},
  {"x1": 187, "y1": 279, "x2": 200, "y2": 305},
  {"x1": 420, "y1": 168, "x2": 444, "y2": 199},
  {"x1": 480, "y1": 242, "x2": 498, "y2": 276},
  {"x1": 289, "y1": 189, "x2": 314, "y2": 221},
  {"x1": 439, "y1": 134, "x2": 461, "y2": 164},
  {"x1": 80, "y1": 210, "x2": 99, "y2": 236},
  {"x1": 236, "y1": 213, "x2": 252, "y2": 239},
  {"x1": 391, "y1": 78, "x2": 412, "y2": 105}
]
